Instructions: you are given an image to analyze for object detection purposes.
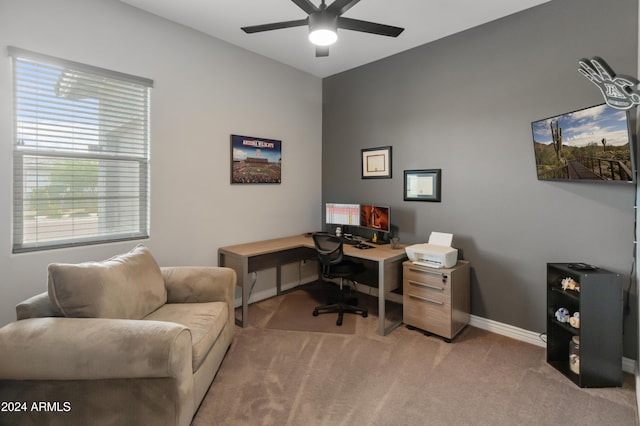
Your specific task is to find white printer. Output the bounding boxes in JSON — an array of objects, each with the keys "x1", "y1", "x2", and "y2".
[{"x1": 405, "y1": 232, "x2": 458, "y2": 269}]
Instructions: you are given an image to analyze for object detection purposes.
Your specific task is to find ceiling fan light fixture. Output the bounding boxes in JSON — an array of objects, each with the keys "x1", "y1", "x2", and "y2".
[
  {"x1": 308, "y1": 12, "x2": 338, "y2": 46},
  {"x1": 309, "y1": 28, "x2": 337, "y2": 46}
]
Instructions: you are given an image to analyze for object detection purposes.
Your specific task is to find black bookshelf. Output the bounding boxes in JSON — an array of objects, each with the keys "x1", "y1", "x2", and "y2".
[{"x1": 546, "y1": 263, "x2": 623, "y2": 387}]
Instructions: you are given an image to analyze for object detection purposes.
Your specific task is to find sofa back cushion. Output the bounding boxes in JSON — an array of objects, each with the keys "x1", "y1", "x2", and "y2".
[{"x1": 48, "y1": 245, "x2": 167, "y2": 319}]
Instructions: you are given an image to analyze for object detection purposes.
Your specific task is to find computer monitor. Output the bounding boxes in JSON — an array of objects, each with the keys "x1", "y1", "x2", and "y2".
[
  {"x1": 359, "y1": 205, "x2": 390, "y2": 233},
  {"x1": 325, "y1": 203, "x2": 360, "y2": 226}
]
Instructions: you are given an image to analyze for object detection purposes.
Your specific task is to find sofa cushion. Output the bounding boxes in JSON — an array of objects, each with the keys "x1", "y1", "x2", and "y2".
[
  {"x1": 144, "y1": 302, "x2": 229, "y2": 372},
  {"x1": 48, "y1": 245, "x2": 167, "y2": 319}
]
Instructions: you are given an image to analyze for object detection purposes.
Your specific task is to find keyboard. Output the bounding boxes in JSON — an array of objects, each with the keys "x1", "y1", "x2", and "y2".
[
  {"x1": 355, "y1": 243, "x2": 374, "y2": 250},
  {"x1": 340, "y1": 237, "x2": 360, "y2": 246}
]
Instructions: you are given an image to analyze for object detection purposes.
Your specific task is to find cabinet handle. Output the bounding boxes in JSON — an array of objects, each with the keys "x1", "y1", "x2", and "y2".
[
  {"x1": 409, "y1": 268, "x2": 448, "y2": 283},
  {"x1": 409, "y1": 293, "x2": 444, "y2": 305},
  {"x1": 408, "y1": 280, "x2": 444, "y2": 291}
]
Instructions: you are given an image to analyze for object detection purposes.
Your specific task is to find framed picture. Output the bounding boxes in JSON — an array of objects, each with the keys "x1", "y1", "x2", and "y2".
[
  {"x1": 361, "y1": 146, "x2": 392, "y2": 179},
  {"x1": 404, "y1": 169, "x2": 441, "y2": 202},
  {"x1": 231, "y1": 134, "x2": 282, "y2": 184}
]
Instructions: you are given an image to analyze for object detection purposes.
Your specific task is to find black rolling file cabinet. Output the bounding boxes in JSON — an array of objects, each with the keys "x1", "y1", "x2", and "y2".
[{"x1": 546, "y1": 263, "x2": 623, "y2": 387}]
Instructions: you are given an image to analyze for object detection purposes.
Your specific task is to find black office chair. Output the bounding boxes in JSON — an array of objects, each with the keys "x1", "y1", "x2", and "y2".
[{"x1": 312, "y1": 233, "x2": 368, "y2": 326}]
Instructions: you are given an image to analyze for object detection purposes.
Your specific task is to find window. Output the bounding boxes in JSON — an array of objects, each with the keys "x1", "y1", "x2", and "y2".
[{"x1": 10, "y1": 47, "x2": 153, "y2": 253}]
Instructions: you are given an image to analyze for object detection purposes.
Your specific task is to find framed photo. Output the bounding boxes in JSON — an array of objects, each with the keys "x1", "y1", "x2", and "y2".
[
  {"x1": 361, "y1": 146, "x2": 392, "y2": 179},
  {"x1": 231, "y1": 134, "x2": 282, "y2": 184},
  {"x1": 404, "y1": 169, "x2": 441, "y2": 202}
]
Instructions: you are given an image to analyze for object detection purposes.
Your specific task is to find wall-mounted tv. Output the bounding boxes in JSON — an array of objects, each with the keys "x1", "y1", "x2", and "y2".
[{"x1": 531, "y1": 104, "x2": 635, "y2": 182}]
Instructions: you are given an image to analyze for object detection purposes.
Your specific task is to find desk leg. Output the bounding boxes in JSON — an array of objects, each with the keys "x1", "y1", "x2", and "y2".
[
  {"x1": 219, "y1": 250, "x2": 250, "y2": 328},
  {"x1": 378, "y1": 260, "x2": 403, "y2": 336},
  {"x1": 378, "y1": 260, "x2": 386, "y2": 335},
  {"x1": 276, "y1": 265, "x2": 282, "y2": 295},
  {"x1": 239, "y1": 256, "x2": 250, "y2": 327}
]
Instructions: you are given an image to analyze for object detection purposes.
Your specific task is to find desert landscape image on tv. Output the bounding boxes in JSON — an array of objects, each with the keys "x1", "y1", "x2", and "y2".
[{"x1": 531, "y1": 104, "x2": 633, "y2": 182}]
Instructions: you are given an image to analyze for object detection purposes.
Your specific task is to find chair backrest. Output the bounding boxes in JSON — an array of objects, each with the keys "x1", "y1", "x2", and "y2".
[{"x1": 312, "y1": 233, "x2": 344, "y2": 276}]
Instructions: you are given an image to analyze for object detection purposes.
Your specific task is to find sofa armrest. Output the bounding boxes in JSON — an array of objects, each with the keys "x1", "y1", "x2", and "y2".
[
  {"x1": 0, "y1": 317, "x2": 192, "y2": 381},
  {"x1": 161, "y1": 267, "x2": 236, "y2": 326},
  {"x1": 16, "y1": 291, "x2": 64, "y2": 319}
]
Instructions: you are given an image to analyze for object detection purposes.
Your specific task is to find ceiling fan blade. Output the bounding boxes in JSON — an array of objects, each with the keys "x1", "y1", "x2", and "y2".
[
  {"x1": 316, "y1": 46, "x2": 330, "y2": 57},
  {"x1": 326, "y1": 0, "x2": 361, "y2": 16},
  {"x1": 241, "y1": 19, "x2": 308, "y2": 34},
  {"x1": 337, "y1": 17, "x2": 404, "y2": 37},
  {"x1": 291, "y1": 0, "x2": 318, "y2": 15}
]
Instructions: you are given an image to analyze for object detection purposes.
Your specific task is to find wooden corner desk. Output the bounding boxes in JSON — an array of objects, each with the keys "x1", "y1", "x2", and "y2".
[{"x1": 218, "y1": 234, "x2": 407, "y2": 335}]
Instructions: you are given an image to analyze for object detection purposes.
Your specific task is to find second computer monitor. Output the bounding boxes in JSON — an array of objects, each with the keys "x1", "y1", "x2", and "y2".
[{"x1": 360, "y1": 205, "x2": 390, "y2": 233}]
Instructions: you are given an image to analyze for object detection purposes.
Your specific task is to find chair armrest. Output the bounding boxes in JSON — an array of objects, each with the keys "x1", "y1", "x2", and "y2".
[
  {"x1": 0, "y1": 317, "x2": 192, "y2": 381},
  {"x1": 161, "y1": 266, "x2": 236, "y2": 331}
]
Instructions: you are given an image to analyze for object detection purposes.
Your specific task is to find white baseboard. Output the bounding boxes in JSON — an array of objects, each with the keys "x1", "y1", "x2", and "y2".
[
  {"x1": 470, "y1": 314, "x2": 546, "y2": 347},
  {"x1": 622, "y1": 357, "x2": 638, "y2": 378},
  {"x1": 470, "y1": 314, "x2": 636, "y2": 374}
]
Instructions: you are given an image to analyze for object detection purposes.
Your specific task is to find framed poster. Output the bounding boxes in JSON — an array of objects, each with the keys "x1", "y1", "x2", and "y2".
[
  {"x1": 404, "y1": 169, "x2": 441, "y2": 202},
  {"x1": 361, "y1": 146, "x2": 392, "y2": 179},
  {"x1": 231, "y1": 134, "x2": 282, "y2": 184}
]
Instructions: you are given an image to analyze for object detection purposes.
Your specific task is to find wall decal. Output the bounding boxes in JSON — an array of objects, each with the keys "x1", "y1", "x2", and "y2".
[{"x1": 578, "y1": 56, "x2": 640, "y2": 110}]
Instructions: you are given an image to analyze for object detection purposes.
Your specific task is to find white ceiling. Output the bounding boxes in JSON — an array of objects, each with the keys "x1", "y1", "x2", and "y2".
[{"x1": 120, "y1": 0, "x2": 551, "y2": 78}]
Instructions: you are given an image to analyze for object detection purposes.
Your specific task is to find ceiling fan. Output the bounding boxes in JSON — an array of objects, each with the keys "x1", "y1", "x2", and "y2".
[{"x1": 241, "y1": 0, "x2": 404, "y2": 57}]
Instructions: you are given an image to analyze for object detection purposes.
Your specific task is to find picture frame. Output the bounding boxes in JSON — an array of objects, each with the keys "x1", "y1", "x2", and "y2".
[
  {"x1": 231, "y1": 134, "x2": 282, "y2": 184},
  {"x1": 404, "y1": 169, "x2": 441, "y2": 202},
  {"x1": 361, "y1": 146, "x2": 392, "y2": 179}
]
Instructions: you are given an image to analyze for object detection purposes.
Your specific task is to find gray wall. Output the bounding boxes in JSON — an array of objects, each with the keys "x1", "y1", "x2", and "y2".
[
  {"x1": 323, "y1": 0, "x2": 638, "y2": 358},
  {"x1": 0, "y1": 0, "x2": 322, "y2": 327}
]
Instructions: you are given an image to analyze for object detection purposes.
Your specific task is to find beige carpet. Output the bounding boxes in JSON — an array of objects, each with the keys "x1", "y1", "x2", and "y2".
[
  {"x1": 194, "y1": 286, "x2": 637, "y2": 426},
  {"x1": 263, "y1": 284, "x2": 358, "y2": 334}
]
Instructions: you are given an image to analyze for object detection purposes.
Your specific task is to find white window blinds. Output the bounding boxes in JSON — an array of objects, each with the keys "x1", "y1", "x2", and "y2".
[{"x1": 10, "y1": 47, "x2": 153, "y2": 253}]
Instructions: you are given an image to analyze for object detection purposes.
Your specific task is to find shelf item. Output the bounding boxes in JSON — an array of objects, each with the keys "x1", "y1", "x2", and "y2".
[
  {"x1": 403, "y1": 260, "x2": 470, "y2": 342},
  {"x1": 569, "y1": 336, "x2": 580, "y2": 375},
  {"x1": 546, "y1": 263, "x2": 623, "y2": 387}
]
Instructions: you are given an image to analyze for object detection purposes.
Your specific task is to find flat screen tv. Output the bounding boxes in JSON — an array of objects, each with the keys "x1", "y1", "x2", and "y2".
[{"x1": 531, "y1": 104, "x2": 634, "y2": 182}]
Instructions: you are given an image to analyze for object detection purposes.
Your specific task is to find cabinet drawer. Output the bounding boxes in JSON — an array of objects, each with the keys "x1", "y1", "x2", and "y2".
[
  {"x1": 404, "y1": 267, "x2": 450, "y2": 300},
  {"x1": 403, "y1": 294, "x2": 452, "y2": 338},
  {"x1": 404, "y1": 279, "x2": 449, "y2": 303},
  {"x1": 404, "y1": 266, "x2": 450, "y2": 289}
]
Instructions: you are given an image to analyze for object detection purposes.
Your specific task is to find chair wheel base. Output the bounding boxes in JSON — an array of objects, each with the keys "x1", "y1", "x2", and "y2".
[{"x1": 312, "y1": 310, "x2": 319, "y2": 316}]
